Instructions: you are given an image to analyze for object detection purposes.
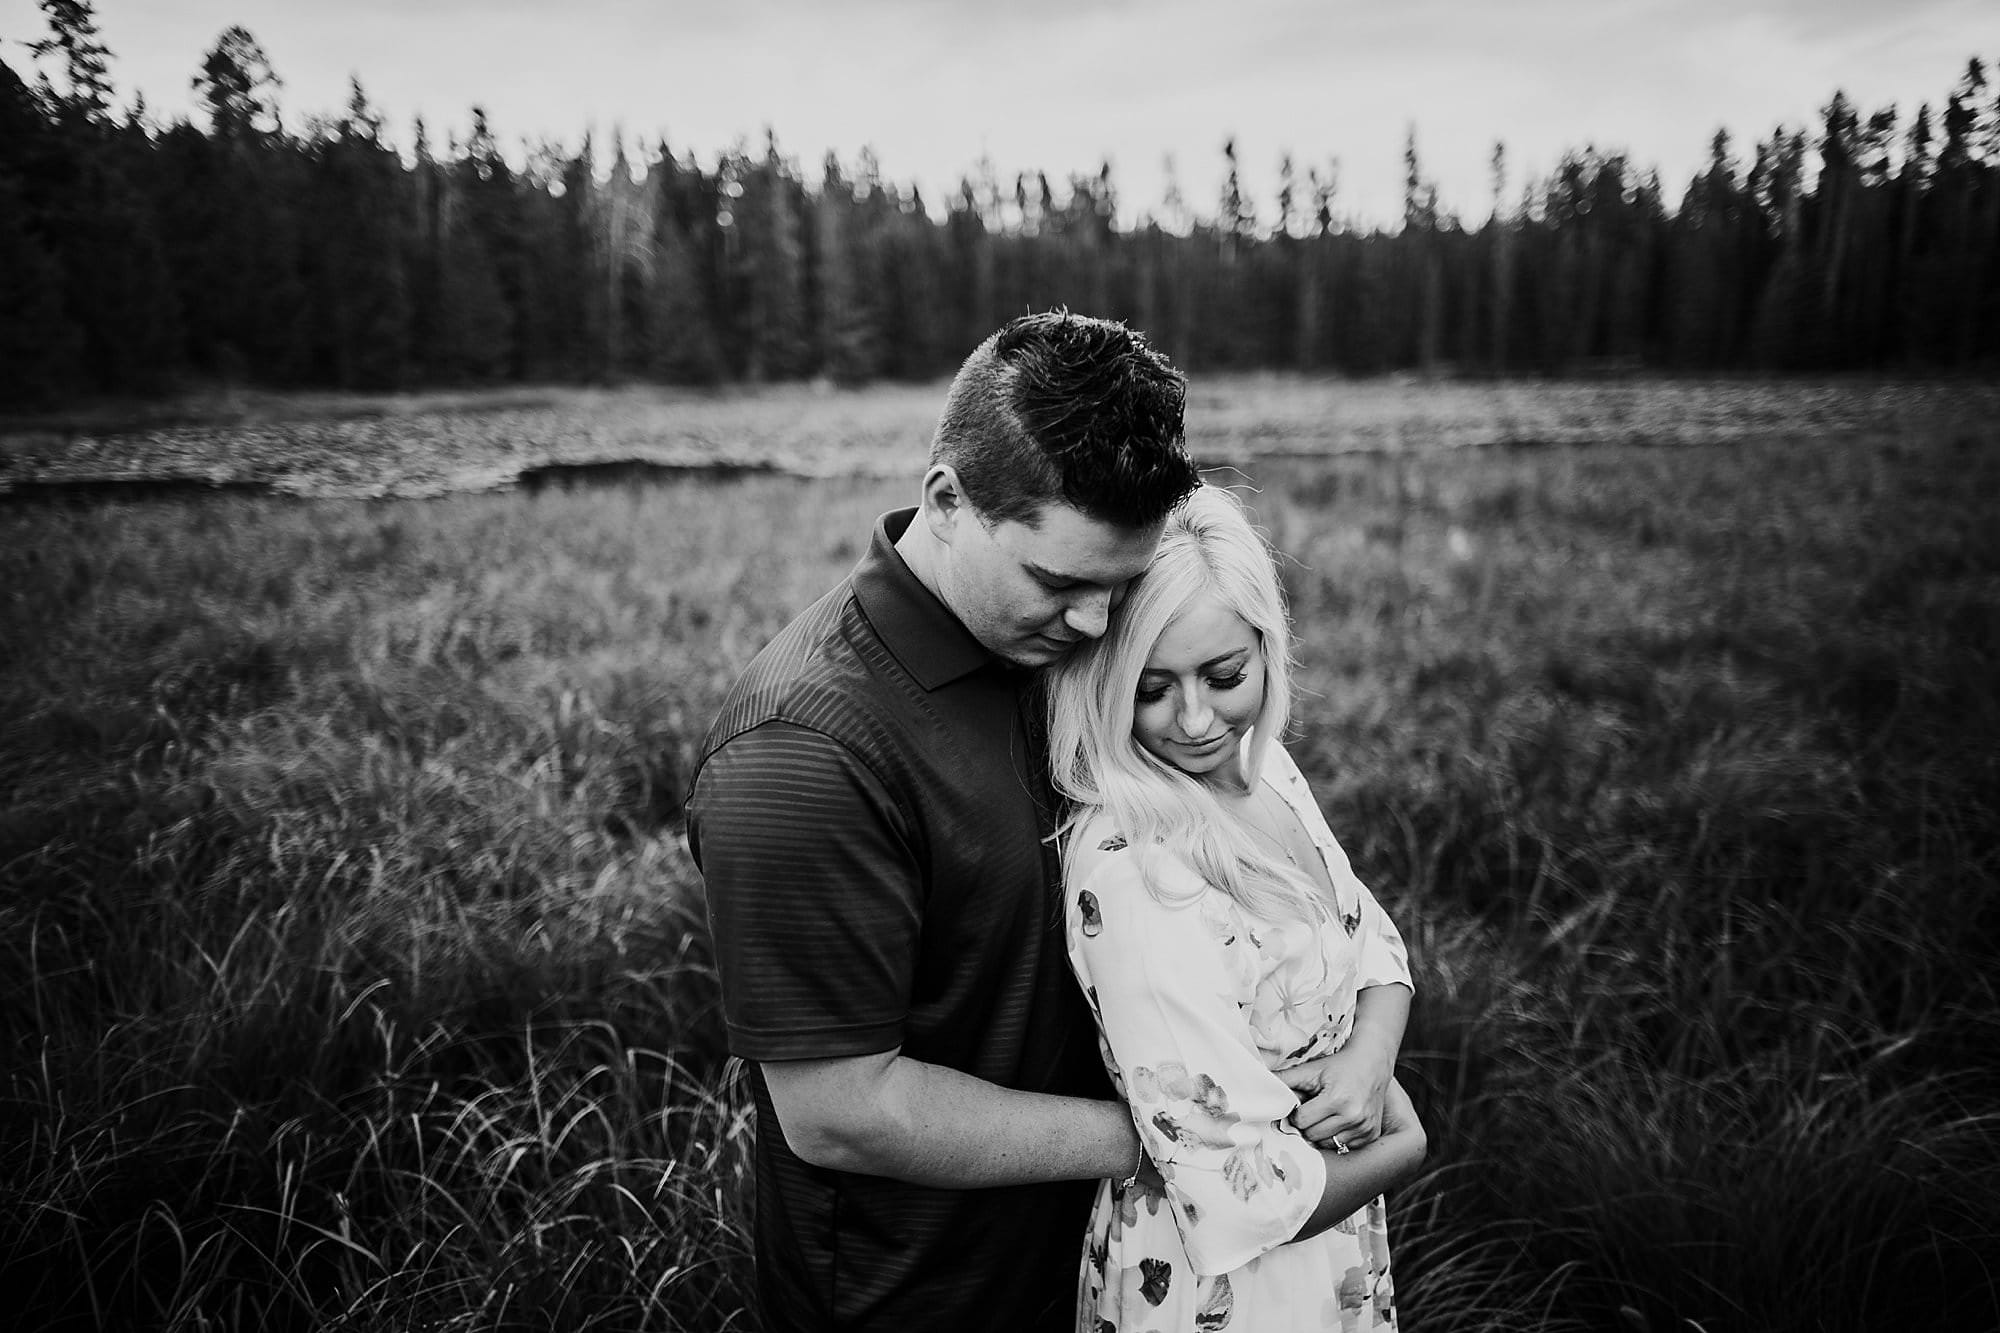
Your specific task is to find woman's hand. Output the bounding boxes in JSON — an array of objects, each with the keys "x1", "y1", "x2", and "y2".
[
  {"x1": 1286, "y1": 1078, "x2": 1428, "y2": 1242},
  {"x1": 1276, "y1": 983, "x2": 1410, "y2": 1151},
  {"x1": 1277, "y1": 1041, "x2": 1395, "y2": 1151}
]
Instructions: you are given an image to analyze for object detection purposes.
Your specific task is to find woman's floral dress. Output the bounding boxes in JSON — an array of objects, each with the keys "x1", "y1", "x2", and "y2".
[{"x1": 1067, "y1": 743, "x2": 1414, "y2": 1333}]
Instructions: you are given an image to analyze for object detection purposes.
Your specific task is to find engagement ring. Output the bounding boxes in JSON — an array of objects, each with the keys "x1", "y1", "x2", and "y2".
[{"x1": 1333, "y1": 1136, "x2": 1350, "y2": 1155}]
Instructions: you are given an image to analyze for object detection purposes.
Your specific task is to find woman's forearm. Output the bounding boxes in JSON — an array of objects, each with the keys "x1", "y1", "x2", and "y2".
[
  {"x1": 1289, "y1": 1118, "x2": 1427, "y2": 1242},
  {"x1": 1342, "y1": 983, "x2": 1411, "y2": 1074}
]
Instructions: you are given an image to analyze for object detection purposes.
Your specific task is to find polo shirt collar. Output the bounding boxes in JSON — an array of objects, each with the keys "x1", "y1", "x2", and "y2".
[{"x1": 854, "y1": 508, "x2": 1000, "y2": 690}]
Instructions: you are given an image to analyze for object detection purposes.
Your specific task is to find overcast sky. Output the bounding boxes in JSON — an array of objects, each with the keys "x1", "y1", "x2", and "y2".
[{"x1": 4, "y1": 0, "x2": 1991, "y2": 227}]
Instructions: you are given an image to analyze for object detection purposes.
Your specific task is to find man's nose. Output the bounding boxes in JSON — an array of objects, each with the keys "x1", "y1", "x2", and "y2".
[{"x1": 1063, "y1": 588, "x2": 1113, "y2": 639}]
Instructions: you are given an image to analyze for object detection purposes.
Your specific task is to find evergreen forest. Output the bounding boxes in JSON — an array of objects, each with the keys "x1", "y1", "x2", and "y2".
[{"x1": 4, "y1": 3, "x2": 1999, "y2": 408}]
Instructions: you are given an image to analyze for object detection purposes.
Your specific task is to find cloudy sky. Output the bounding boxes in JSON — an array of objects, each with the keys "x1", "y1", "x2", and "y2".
[{"x1": 4, "y1": 0, "x2": 1991, "y2": 227}]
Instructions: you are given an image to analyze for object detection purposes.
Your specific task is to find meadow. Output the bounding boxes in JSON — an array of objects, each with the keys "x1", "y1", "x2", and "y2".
[{"x1": 2, "y1": 377, "x2": 1996, "y2": 1331}]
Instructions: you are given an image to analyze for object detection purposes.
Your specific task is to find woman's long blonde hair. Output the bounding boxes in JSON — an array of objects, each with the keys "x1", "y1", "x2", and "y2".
[{"x1": 1047, "y1": 484, "x2": 1329, "y2": 924}]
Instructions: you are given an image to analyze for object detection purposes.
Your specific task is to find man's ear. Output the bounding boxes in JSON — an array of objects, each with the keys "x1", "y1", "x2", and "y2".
[{"x1": 919, "y1": 464, "x2": 971, "y2": 545}]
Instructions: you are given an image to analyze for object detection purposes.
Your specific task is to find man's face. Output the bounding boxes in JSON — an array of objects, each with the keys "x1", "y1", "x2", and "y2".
[{"x1": 937, "y1": 498, "x2": 1165, "y2": 669}]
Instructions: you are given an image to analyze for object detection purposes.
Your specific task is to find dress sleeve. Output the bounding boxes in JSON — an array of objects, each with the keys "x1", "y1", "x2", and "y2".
[
  {"x1": 1315, "y1": 830, "x2": 1412, "y2": 993},
  {"x1": 1354, "y1": 877, "x2": 1413, "y2": 992},
  {"x1": 1068, "y1": 846, "x2": 1328, "y2": 1278},
  {"x1": 687, "y1": 719, "x2": 919, "y2": 1060}
]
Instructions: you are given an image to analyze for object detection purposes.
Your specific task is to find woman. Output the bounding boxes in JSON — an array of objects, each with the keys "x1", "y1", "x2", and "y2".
[{"x1": 1047, "y1": 484, "x2": 1425, "y2": 1333}]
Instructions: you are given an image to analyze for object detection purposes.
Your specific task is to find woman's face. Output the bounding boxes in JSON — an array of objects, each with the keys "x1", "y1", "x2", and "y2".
[{"x1": 1131, "y1": 590, "x2": 1265, "y2": 791}]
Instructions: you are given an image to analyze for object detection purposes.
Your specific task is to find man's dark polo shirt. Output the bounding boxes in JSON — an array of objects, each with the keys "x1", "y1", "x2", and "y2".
[{"x1": 685, "y1": 508, "x2": 1110, "y2": 1332}]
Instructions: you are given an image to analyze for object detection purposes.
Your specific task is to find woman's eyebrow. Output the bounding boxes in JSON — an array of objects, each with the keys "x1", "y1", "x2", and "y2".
[{"x1": 1139, "y1": 647, "x2": 1250, "y2": 677}]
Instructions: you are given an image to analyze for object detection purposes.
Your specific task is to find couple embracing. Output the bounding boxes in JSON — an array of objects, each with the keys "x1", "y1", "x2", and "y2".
[{"x1": 687, "y1": 312, "x2": 1425, "y2": 1333}]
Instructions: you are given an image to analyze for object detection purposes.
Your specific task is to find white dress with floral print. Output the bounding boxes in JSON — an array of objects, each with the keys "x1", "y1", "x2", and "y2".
[{"x1": 1067, "y1": 742, "x2": 1414, "y2": 1333}]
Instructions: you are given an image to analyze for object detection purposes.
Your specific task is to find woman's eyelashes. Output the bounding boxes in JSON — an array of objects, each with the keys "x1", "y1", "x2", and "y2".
[{"x1": 1134, "y1": 670, "x2": 1248, "y2": 706}]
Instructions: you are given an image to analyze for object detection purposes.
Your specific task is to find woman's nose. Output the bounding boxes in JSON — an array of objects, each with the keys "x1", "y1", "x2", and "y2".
[{"x1": 1178, "y1": 692, "x2": 1213, "y2": 738}]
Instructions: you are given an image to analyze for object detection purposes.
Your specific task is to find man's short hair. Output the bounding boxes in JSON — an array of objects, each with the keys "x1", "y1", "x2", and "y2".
[{"x1": 932, "y1": 311, "x2": 1198, "y2": 530}]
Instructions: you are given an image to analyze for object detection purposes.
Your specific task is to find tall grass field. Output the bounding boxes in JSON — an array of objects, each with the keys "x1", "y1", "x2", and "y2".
[{"x1": 3, "y1": 379, "x2": 1996, "y2": 1331}]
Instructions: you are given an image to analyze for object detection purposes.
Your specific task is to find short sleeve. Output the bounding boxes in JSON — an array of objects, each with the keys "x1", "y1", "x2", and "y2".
[
  {"x1": 687, "y1": 719, "x2": 920, "y2": 1060},
  {"x1": 1316, "y1": 831, "x2": 1412, "y2": 994},
  {"x1": 1068, "y1": 847, "x2": 1327, "y2": 1278},
  {"x1": 1354, "y1": 878, "x2": 1412, "y2": 992}
]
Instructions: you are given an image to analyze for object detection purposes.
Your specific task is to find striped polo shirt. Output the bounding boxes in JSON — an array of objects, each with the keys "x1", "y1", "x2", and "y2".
[{"x1": 686, "y1": 507, "x2": 1109, "y2": 1332}]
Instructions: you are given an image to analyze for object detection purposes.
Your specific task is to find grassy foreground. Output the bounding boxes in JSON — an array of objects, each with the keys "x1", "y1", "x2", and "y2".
[{"x1": 3, "y1": 398, "x2": 1997, "y2": 1330}]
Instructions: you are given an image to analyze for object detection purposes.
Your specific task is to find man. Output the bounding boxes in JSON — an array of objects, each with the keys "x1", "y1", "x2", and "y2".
[{"x1": 686, "y1": 312, "x2": 1202, "y2": 1330}]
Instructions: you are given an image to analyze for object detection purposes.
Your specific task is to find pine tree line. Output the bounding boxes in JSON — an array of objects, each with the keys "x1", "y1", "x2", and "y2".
[{"x1": 4, "y1": 4, "x2": 1997, "y2": 409}]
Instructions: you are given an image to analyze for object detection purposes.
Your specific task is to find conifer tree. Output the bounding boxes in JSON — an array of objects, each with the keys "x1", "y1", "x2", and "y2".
[
  {"x1": 176, "y1": 25, "x2": 305, "y2": 381},
  {"x1": 433, "y1": 116, "x2": 515, "y2": 380},
  {"x1": 944, "y1": 172, "x2": 998, "y2": 358},
  {"x1": 639, "y1": 140, "x2": 724, "y2": 383},
  {"x1": 1748, "y1": 129, "x2": 1811, "y2": 367},
  {"x1": 456, "y1": 107, "x2": 530, "y2": 377},
  {"x1": 737, "y1": 129, "x2": 809, "y2": 381},
  {"x1": 601, "y1": 132, "x2": 642, "y2": 375},
  {"x1": 0, "y1": 172, "x2": 84, "y2": 403},
  {"x1": 1276, "y1": 153, "x2": 1297, "y2": 240},
  {"x1": 28, "y1": 0, "x2": 113, "y2": 127},
  {"x1": 1666, "y1": 130, "x2": 1744, "y2": 366},
  {"x1": 194, "y1": 25, "x2": 282, "y2": 142},
  {"x1": 1403, "y1": 126, "x2": 1443, "y2": 369},
  {"x1": 303, "y1": 78, "x2": 409, "y2": 386},
  {"x1": 16, "y1": 5, "x2": 181, "y2": 390},
  {"x1": 815, "y1": 151, "x2": 878, "y2": 382},
  {"x1": 1219, "y1": 137, "x2": 1254, "y2": 255},
  {"x1": 406, "y1": 116, "x2": 446, "y2": 380},
  {"x1": 0, "y1": 53, "x2": 82, "y2": 399},
  {"x1": 1478, "y1": 142, "x2": 1510, "y2": 369}
]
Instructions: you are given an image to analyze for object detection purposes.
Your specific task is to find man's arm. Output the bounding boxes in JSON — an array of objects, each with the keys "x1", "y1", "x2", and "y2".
[
  {"x1": 690, "y1": 720, "x2": 1139, "y2": 1187},
  {"x1": 764, "y1": 1049, "x2": 1141, "y2": 1186}
]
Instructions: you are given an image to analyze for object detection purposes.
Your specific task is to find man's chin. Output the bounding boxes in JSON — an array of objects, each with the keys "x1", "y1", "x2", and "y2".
[{"x1": 1007, "y1": 634, "x2": 1078, "y2": 669}]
